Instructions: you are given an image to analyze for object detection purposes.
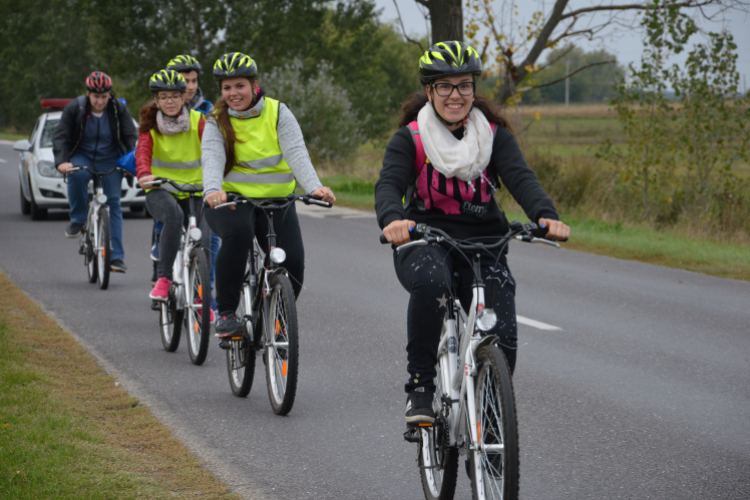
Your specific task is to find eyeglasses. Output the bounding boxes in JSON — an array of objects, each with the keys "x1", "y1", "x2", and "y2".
[
  {"x1": 432, "y1": 82, "x2": 475, "y2": 97},
  {"x1": 156, "y1": 94, "x2": 183, "y2": 103}
]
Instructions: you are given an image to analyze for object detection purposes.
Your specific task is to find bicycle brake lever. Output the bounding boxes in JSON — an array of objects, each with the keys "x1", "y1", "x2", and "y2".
[{"x1": 214, "y1": 202, "x2": 237, "y2": 209}]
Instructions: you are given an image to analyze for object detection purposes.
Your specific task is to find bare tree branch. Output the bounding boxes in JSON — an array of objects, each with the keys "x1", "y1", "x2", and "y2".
[
  {"x1": 522, "y1": 60, "x2": 617, "y2": 91},
  {"x1": 414, "y1": 0, "x2": 429, "y2": 7},
  {"x1": 535, "y1": 45, "x2": 576, "y2": 72},
  {"x1": 393, "y1": 0, "x2": 425, "y2": 52},
  {"x1": 560, "y1": 1, "x2": 714, "y2": 21}
]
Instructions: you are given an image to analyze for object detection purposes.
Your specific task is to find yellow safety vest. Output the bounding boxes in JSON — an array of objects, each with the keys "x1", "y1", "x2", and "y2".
[
  {"x1": 148, "y1": 109, "x2": 203, "y2": 198},
  {"x1": 222, "y1": 97, "x2": 296, "y2": 198}
]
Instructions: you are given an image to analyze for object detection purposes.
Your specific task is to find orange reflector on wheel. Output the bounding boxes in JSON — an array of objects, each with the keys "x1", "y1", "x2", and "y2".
[
  {"x1": 194, "y1": 321, "x2": 199, "y2": 331},
  {"x1": 101, "y1": 247, "x2": 106, "y2": 257},
  {"x1": 477, "y1": 422, "x2": 481, "y2": 437},
  {"x1": 418, "y1": 423, "x2": 433, "y2": 427},
  {"x1": 275, "y1": 320, "x2": 280, "y2": 335},
  {"x1": 282, "y1": 361, "x2": 288, "y2": 377},
  {"x1": 198, "y1": 284, "x2": 202, "y2": 297}
]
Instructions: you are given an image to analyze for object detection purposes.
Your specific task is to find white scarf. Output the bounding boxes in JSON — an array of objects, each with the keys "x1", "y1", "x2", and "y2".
[
  {"x1": 156, "y1": 106, "x2": 191, "y2": 136},
  {"x1": 417, "y1": 103, "x2": 493, "y2": 181}
]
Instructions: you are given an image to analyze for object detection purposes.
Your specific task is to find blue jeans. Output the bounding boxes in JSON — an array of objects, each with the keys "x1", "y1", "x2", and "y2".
[{"x1": 67, "y1": 154, "x2": 125, "y2": 261}]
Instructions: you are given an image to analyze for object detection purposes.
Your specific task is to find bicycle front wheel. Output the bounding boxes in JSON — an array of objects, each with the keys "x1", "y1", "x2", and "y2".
[
  {"x1": 160, "y1": 298, "x2": 183, "y2": 352},
  {"x1": 186, "y1": 247, "x2": 211, "y2": 365},
  {"x1": 226, "y1": 284, "x2": 256, "y2": 397},
  {"x1": 85, "y1": 227, "x2": 97, "y2": 283},
  {"x1": 418, "y1": 368, "x2": 459, "y2": 500},
  {"x1": 264, "y1": 272, "x2": 298, "y2": 415},
  {"x1": 96, "y1": 208, "x2": 110, "y2": 290},
  {"x1": 467, "y1": 345, "x2": 519, "y2": 500}
]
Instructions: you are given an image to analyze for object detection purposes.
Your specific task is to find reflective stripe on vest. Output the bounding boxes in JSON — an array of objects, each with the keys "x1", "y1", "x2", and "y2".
[
  {"x1": 149, "y1": 109, "x2": 203, "y2": 198},
  {"x1": 222, "y1": 97, "x2": 296, "y2": 198}
]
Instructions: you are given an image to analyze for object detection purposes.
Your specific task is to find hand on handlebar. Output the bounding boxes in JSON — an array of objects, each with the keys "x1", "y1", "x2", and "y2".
[
  {"x1": 57, "y1": 162, "x2": 74, "y2": 174},
  {"x1": 538, "y1": 218, "x2": 570, "y2": 242},
  {"x1": 382, "y1": 219, "x2": 416, "y2": 246},
  {"x1": 312, "y1": 186, "x2": 336, "y2": 204},
  {"x1": 139, "y1": 174, "x2": 157, "y2": 186},
  {"x1": 205, "y1": 190, "x2": 233, "y2": 210}
]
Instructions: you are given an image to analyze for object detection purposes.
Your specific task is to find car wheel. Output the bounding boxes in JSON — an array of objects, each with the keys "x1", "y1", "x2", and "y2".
[
  {"x1": 29, "y1": 188, "x2": 48, "y2": 220},
  {"x1": 20, "y1": 183, "x2": 31, "y2": 216}
]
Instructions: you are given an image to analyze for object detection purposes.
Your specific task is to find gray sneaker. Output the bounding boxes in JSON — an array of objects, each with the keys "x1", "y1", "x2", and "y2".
[
  {"x1": 65, "y1": 222, "x2": 84, "y2": 238},
  {"x1": 215, "y1": 312, "x2": 244, "y2": 337},
  {"x1": 110, "y1": 259, "x2": 128, "y2": 273}
]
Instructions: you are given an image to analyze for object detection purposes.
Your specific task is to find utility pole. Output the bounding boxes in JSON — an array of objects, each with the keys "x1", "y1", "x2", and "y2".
[{"x1": 565, "y1": 60, "x2": 570, "y2": 106}]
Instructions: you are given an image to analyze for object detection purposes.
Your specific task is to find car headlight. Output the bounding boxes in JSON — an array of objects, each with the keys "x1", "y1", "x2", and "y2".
[{"x1": 37, "y1": 160, "x2": 63, "y2": 178}]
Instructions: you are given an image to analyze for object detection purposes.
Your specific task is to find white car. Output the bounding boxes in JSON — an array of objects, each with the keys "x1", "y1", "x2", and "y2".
[{"x1": 13, "y1": 100, "x2": 146, "y2": 220}]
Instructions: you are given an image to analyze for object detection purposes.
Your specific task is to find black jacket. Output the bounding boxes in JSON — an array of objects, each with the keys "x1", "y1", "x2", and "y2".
[
  {"x1": 52, "y1": 95, "x2": 138, "y2": 167},
  {"x1": 375, "y1": 124, "x2": 559, "y2": 241}
]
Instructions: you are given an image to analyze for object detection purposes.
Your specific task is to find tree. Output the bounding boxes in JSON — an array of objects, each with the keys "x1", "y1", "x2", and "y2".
[{"x1": 399, "y1": 0, "x2": 746, "y2": 105}]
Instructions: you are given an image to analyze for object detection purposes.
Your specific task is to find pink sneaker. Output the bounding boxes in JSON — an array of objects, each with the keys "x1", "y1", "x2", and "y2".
[
  {"x1": 195, "y1": 297, "x2": 216, "y2": 324},
  {"x1": 149, "y1": 277, "x2": 171, "y2": 301}
]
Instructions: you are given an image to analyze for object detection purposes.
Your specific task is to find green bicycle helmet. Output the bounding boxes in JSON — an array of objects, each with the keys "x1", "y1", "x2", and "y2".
[
  {"x1": 166, "y1": 54, "x2": 202, "y2": 74},
  {"x1": 149, "y1": 69, "x2": 187, "y2": 93},
  {"x1": 213, "y1": 52, "x2": 257, "y2": 81},
  {"x1": 419, "y1": 41, "x2": 482, "y2": 85}
]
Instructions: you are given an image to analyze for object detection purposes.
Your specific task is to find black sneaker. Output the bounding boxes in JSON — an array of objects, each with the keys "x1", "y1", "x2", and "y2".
[
  {"x1": 215, "y1": 312, "x2": 244, "y2": 337},
  {"x1": 405, "y1": 386, "x2": 436, "y2": 424},
  {"x1": 65, "y1": 222, "x2": 84, "y2": 238},
  {"x1": 151, "y1": 261, "x2": 158, "y2": 285},
  {"x1": 110, "y1": 259, "x2": 127, "y2": 273}
]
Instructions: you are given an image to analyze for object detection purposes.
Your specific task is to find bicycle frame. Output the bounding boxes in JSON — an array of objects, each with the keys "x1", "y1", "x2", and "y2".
[{"x1": 171, "y1": 195, "x2": 204, "y2": 311}]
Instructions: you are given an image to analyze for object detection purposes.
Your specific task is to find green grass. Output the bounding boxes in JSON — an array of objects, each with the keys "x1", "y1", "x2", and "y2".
[
  {"x1": 0, "y1": 131, "x2": 27, "y2": 141},
  {"x1": 0, "y1": 271, "x2": 240, "y2": 500}
]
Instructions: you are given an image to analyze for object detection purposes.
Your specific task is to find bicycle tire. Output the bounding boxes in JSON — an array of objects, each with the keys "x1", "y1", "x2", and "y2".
[
  {"x1": 467, "y1": 345, "x2": 519, "y2": 500},
  {"x1": 226, "y1": 283, "x2": 256, "y2": 397},
  {"x1": 85, "y1": 227, "x2": 97, "y2": 283},
  {"x1": 418, "y1": 367, "x2": 459, "y2": 500},
  {"x1": 160, "y1": 298, "x2": 183, "y2": 352},
  {"x1": 186, "y1": 247, "x2": 211, "y2": 365},
  {"x1": 264, "y1": 272, "x2": 299, "y2": 415},
  {"x1": 96, "y1": 208, "x2": 110, "y2": 290}
]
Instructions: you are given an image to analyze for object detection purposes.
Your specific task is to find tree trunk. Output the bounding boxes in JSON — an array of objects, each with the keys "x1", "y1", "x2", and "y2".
[{"x1": 427, "y1": 0, "x2": 463, "y2": 44}]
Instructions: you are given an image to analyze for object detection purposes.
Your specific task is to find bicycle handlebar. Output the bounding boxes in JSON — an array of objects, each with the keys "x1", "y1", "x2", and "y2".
[
  {"x1": 141, "y1": 177, "x2": 204, "y2": 194},
  {"x1": 379, "y1": 222, "x2": 562, "y2": 252},
  {"x1": 67, "y1": 165, "x2": 124, "y2": 177},
  {"x1": 210, "y1": 193, "x2": 333, "y2": 210}
]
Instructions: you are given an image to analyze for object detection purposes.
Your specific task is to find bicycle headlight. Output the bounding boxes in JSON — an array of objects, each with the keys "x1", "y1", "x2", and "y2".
[
  {"x1": 189, "y1": 227, "x2": 202, "y2": 242},
  {"x1": 269, "y1": 247, "x2": 286, "y2": 264},
  {"x1": 96, "y1": 193, "x2": 108, "y2": 205},
  {"x1": 37, "y1": 160, "x2": 63, "y2": 178},
  {"x1": 476, "y1": 309, "x2": 497, "y2": 332}
]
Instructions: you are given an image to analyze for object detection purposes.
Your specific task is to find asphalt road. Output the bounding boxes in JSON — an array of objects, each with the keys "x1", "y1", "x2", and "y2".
[{"x1": 1, "y1": 140, "x2": 749, "y2": 499}]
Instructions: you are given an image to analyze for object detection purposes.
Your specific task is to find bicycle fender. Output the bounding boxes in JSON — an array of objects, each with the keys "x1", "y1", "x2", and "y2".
[{"x1": 475, "y1": 335, "x2": 501, "y2": 352}]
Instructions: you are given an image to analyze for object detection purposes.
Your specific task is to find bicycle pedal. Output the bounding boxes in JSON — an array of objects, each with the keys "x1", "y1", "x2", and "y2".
[
  {"x1": 403, "y1": 428, "x2": 420, "y2": 443},
  {"x1": 150, "y1": 300, "x2": 160, "y2": 312},
  {"x1": 218, "y1": 338, "x2": 232, "y2": 350}
]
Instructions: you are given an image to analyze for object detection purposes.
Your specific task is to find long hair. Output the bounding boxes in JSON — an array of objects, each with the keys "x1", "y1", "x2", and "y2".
[
  {"x1": 138, "y1": 101, "x2": 159, "y2": 134},
  {"x1": 211, "y1": 96, "x2": 246, "y2": 177},
  {"x1": 398, "y1": 91, "x2": 513, "y2": 133}
]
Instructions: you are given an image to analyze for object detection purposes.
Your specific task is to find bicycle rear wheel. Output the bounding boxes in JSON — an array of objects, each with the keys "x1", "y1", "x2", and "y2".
[
  {"x1": 264, "y1": 272, "x2": 298, "y2": 415},
  {"x1": 186, "y1": 246, "x2": 211, "y2": 365},
  {"x1": 226, "y1": 284, "x2": 256, "y2": 397},
  {"x1": 418, "y1": 367, "x2": 459, "y2": 500},
  {"x1": 85, "y1": 227, "x2": 97, "y2": 283},
  {"x1": 96, "y1": 208, "x2": 110, "y2": 290},
  {"x1": 467, "y1": 345, "x2": 519, "y2": 500},
  {"x1": 160, "y1": 297, "x2": 183, "y2": 352}
]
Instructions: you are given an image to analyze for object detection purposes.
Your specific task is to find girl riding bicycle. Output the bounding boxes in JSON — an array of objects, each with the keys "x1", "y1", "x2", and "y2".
[
  {"x1": 202, "y1": 52, "x2": 336, "y2": 337},
  {"x1": 375, "y1": 41, "x2": 570, "y2": 424},
  {"x1": 136, "y1": 69, "x2": 212, "y2": 318}
]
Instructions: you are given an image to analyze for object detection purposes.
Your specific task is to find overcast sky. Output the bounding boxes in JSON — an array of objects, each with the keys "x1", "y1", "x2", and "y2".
[{"x1": 374, "y1": 0, "x2": 750, "y2": 93}]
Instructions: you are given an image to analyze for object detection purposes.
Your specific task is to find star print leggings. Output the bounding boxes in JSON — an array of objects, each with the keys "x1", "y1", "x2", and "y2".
[{"x1": 393, "y1": 244, "x2": 517, "y2": 393}]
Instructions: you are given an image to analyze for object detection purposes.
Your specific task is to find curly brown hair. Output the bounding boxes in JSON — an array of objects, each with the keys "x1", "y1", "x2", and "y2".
[
  {"x1": 398, "y1": 91, "x2": 513, "y2": 133},
  {"x1": 138, "y1": 101, "x2": 160, "y2": 134}
]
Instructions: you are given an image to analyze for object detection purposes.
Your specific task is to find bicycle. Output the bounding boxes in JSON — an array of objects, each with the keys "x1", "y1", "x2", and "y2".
[
  {"x1": 143, "y1": 178, "x2": 212, "y2": 366},
  {"x1": 213, "y1": 193, "x2": 331, "y2": 415},
  {"x1": 380, "y1": 222, "x2": 561, "y2": 500},
  {"x1": 67, "y1": 165, "x2": 124, "y2": 290}
]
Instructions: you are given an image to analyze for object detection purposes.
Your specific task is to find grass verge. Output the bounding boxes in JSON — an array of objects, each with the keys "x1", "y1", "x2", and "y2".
[
  {"x1": 0, "y1": 271, "x2": 241, "y2": 500},
  {"x1": 0, "y1": 131, "x2": 27, "y2": 142},
  {"x1": 323, "y1": 181, "x2": 750, "y2": 282}
]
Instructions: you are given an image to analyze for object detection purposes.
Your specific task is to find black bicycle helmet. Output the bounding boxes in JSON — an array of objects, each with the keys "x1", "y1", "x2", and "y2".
[
  {"x1": 149, "y1": 69, "x2": 187, "y2": 93},
  {"x1": 419, "y1": 41, "x2": 482, "y2": 85},
  {"x1": 167, "y1": 54, "x2": 202, "y2": 74},
  {"x1": 85, "y1": 71, "x2": 113, "y2": 93},
  {"x1": 213, "y1": 52, "x2": 257, "y2": 81}
]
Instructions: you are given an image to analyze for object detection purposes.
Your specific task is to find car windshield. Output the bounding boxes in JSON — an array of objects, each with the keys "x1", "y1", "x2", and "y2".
[{"x1": 40, "y1": 119, "x2": 59, "y2": 148}]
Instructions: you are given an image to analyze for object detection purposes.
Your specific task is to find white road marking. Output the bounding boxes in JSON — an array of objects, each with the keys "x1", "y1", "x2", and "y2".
[
  {"x1": 0, "y1": 158, "x2": 6, "y2": 163},
  {"x1": 296, "y1": 203, "x2": 375, "y2": 219},
  {"x1": 517, "y1": 315, "x2": 562, "y2": 331},
  {"x1": 0, "y1": 139, "x2": 14, "y2": 145}
]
